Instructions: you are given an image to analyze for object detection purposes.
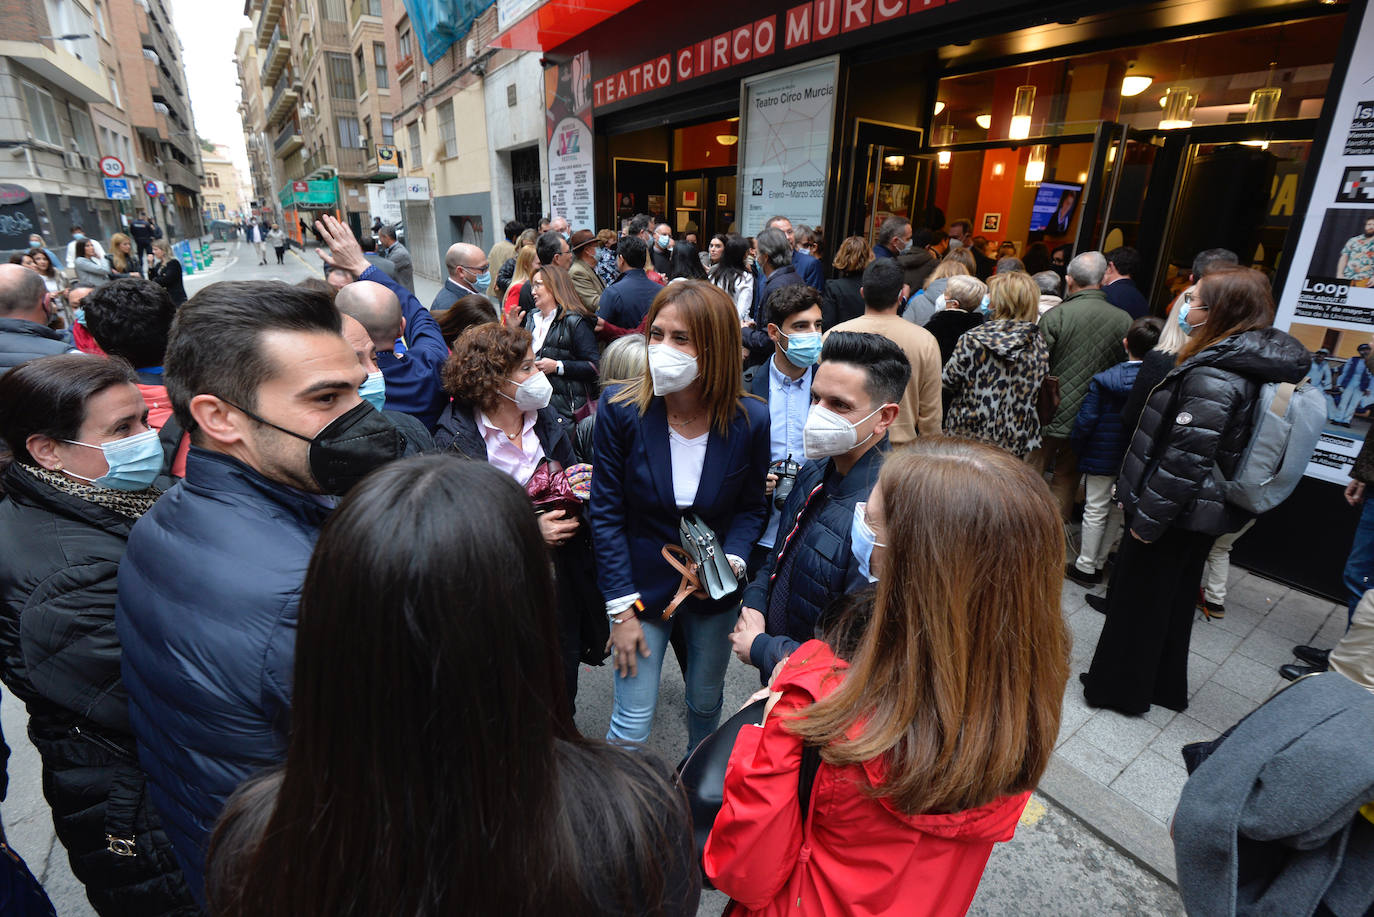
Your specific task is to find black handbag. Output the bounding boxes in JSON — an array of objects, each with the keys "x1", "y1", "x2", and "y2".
[{"x1": 678, "y1": 699, "x2": 822, "y2": 891}]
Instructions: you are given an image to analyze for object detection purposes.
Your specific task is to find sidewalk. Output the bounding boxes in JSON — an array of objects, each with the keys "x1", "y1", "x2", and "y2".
[{"x1": 1045, "y1": 561, "x2": 1348, "y2": 884}]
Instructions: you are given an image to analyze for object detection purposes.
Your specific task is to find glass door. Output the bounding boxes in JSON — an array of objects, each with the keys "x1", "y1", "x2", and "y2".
[{"x1": 843, "y1": 121, "x2": 925, "y2": 245}]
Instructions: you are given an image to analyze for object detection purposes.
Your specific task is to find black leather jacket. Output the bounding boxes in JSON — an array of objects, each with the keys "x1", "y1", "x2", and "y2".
[
  {"x1": 1117, "y1": 328, "x2": 1310, "y2": 542},
  {"x1": 526, "y1": 307, "x2": 599, "y2": 422}
]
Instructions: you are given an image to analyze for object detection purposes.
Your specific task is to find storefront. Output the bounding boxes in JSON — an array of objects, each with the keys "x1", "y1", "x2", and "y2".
[{"x1": 494, "y1": 0, "x2": 1366, "y2": 598}]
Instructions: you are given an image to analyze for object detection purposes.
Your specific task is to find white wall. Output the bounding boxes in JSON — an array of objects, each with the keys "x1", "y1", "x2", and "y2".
[{"x1": 482, "y1": 51, "x2": 547, "y2": 239}]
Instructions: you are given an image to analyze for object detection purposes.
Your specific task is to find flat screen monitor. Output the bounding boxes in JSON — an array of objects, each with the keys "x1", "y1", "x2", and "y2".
[{"x1": 1029, "y1": 181, "x2": 1083, "y2": 233}]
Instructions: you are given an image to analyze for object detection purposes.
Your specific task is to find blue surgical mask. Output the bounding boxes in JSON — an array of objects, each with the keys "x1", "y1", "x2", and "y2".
[
  {"x1": 1178, "y1": 302, "x2": 1205, "y2": 334},
  {"x1": 850, "y1": 501, "x2": 886, "y2": 584},
  {"x1": 28, "y1": 240, "x2": 41, "y2": 249},
  {"x1": 657, "y1": 235, "x2": 671, "y2": 249},
  {"x1": 62, "y1": 429, "x2": 163, "y2": 491},
  {"x1": 781, "y1": 330, "x2": 822, "y2": 368},
  {"x1": 473, "y1": 270, "x2": 491, "y2": 291},
  {"x1": 358, "y1": 370, "x2": 386, "y2": 412},
  {"x1": 73, "y1": 233, "x2": 86, "y2": 241},
  {"x1": 979, "y1": 294, "x2": 992, "y2": 316},
  {"x1": 560, "y1": 231, "x2": 570, "y2": 242}
]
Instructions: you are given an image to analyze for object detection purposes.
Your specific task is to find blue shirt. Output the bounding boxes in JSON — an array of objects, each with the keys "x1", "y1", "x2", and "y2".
[{"x1": 762, "y1": 354, "x2": 811, "y2": 548}]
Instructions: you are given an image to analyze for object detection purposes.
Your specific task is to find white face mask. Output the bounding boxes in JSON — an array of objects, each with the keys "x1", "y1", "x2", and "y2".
[
  {"x1": 647, "y1": 343, "x2": 698, "y2": 396},
  {"x1": 803, "y1": 404, "x2": 885, "y2": 458},
  {"x1": 503, "y1": 371, "x2": 553, "y2": 412}
]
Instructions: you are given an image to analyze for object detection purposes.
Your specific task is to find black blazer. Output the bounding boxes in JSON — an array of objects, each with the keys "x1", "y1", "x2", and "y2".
[{"x1": 149, "y1": 258, "x2": 186, "y2": 306}]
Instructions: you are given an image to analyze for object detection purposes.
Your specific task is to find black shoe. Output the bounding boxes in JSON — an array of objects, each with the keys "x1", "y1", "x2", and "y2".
[
  {"x1": 1065, "y1": 564, "x2": 1101, "y2": 586},
  {"x1": 1084, "y1": 593, "x2": 1109, "y2": 614},
  {"x1": 1292, "y1": 645, "x2": 1331, "y2": 669},
  {"x1": 1279, "y1": 663, "x2": 1323, "y2": 681}
]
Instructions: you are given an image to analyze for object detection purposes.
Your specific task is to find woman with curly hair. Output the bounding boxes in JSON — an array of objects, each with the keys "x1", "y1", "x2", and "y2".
[{"x1": 432, "y1": 323, "x2": 603, "y2": 707}]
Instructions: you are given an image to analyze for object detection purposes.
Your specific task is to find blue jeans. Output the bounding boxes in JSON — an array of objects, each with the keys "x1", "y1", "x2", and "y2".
[
  {"x1": 607, "y1": 610, "x2": 735, "y2": 754},
  {"x1": 1343, "y1": 498, "x2": 1374, "y2": 625}
]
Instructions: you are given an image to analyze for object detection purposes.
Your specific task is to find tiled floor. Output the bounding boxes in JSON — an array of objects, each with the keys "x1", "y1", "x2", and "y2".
[{"x1": 1055, "y1": 567, "x2": 1348, "y2": 828}]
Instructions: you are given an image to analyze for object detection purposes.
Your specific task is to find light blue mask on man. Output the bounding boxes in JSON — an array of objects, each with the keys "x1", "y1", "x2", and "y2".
[{"x1": 358, "y1": 370, "x2": 387, "y2": 412}]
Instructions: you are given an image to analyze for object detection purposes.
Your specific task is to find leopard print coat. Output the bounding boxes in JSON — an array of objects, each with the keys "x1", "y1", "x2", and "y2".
[{"x1": 941, "y1": 319, "x2": 1050, "y2": 458}]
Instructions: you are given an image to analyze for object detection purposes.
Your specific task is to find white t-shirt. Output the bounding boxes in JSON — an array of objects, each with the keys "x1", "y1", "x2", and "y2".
[{"x1": 668, "y1": 427, "x2": 709, "y2": 509}]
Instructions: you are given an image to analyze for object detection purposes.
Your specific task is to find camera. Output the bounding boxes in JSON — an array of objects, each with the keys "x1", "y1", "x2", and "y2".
[{"x1": 770, "y1": 457, "x2": 801, "y2": 510}]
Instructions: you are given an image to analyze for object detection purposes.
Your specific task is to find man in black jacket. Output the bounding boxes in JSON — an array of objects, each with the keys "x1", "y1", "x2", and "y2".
[
  {"x1": 730, "y1": 331, "x2": 909, "y2": 678},
  {"x1": 0, "y1": 263, "x2": 70, "y2": 373}
]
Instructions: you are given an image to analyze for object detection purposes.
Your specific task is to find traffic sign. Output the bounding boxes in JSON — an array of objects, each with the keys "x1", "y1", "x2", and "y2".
[
  {"x1": 99, "y1": 156, "x2": 124, "y2": 178},
  {"x1": 145, "y1": 180, "x2": 159, "y2": 197},
  {"x1": 103, "y1": 178, "x2": 132, "y2": 200}
]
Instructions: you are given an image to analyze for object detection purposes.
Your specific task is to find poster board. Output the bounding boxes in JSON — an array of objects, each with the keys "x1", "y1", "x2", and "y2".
[
  {"x1": 1273, "y1": 1, "x2": 1374, "y2": 484},
  {"x1": 737, "y1": 56, "x2": 839, "y2": 238},
  {"x1": 545, "y1": 51, "x2": 595, "y2": 231}
]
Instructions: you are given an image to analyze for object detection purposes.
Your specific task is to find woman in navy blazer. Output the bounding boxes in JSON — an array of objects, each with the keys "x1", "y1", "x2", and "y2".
[{"x1": 590, "y1": 281, "x2": 770, "y2": 754}]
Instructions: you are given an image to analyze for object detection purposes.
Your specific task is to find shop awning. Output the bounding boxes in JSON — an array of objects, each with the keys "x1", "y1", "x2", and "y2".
[{"x1": 489, "y1": 0, "x2": 640, "y2": 52}]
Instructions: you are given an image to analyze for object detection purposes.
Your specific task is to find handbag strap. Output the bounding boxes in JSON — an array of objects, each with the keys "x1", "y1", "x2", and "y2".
[{"x1": 660, "y1": 544, "x2": 700, "y2": 621}]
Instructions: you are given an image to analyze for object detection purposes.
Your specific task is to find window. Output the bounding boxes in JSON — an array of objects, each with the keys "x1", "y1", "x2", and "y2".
[
  {"x1": 407, "y1": 120, "x2": 420, "y2": 165},
  {"x1": 367, "y1": 0, "x2": 381, "y2": 14},
  {"x1": 327, "y1": 52, "x2": 355, "y2": 99},
  {"x1": 381, "y1": 115, "x2": 393, "y2": 146},
  {"x1": 398, "y1": 29, "x2": 412, "y2": 62},
  {"x1": 94, "y1": 0, "x2": 107, "y2": 38},
  {"x1": 336, "y1": 115, "x2": 360, "y2": 150},
  {"x1": 22, "y1": 83, "x2": 61, "y2": 146},
  {"x1": 373, "y1": 42, "x2": 389, "y2": 89},
  {"x1": 363, "y1": 116, "x2": 372, "y2": 151},
  {"x1": 68, "y1": 106, "x2": 96, "y2": 155},
  {"x1": 355, "y1": 47, "x2": 367, "y2": 91},
  {"x1": 438, "y1": 100, "x2": 456, "y2": 159},
  {"x1": 107, "y1": 69, "x2": 121, "y2": 108},
  {"x1": 322, "y1": 0, "x2": 345, "y2": 21}
]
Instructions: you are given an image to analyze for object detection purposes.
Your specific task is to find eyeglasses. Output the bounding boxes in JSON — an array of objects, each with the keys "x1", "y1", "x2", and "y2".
[{"x1": 466, "y1": 263, "x2": 490, "y2": 273}]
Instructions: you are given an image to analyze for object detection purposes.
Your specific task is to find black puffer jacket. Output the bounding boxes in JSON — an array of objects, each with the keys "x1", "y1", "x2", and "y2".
[
  {"x1": 1116, "y1": 328, "x2": 1310, "y2": 543},
  {"x1": 525, "y1": 306, "x2": 599, "y2": 422},
  {"x1": 0, "y1": 464, "x2": 197, "y2": 916}
]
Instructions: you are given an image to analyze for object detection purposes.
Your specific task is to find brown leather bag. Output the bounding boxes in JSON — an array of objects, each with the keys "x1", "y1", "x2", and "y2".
[
  {"x1": 1036, "y1": 374, "x2": 1061, "y2": 426},
  {"x1": 660, "y1": 545, "x2": 702, "y2": 621}
]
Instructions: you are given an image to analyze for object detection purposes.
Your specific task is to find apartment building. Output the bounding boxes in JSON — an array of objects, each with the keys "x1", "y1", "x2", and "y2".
[
  {"x1": 200, "y1": 142, "x2": 248, "y2": 222},
  {"x1": 103, "y1": 0, "x2": 203, "y2": 237},
  {"x1": 235, "y1": 28, "x2": 275, "y2": 214}
]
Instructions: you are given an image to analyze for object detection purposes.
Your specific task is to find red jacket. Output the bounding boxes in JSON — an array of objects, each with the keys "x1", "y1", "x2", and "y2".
[
  {"x1": 135, "y1": 379, "x2": 188, "y2": 478},
  {"x1": 704, "y1": 640, "x2": 1029, "y2": 916}
]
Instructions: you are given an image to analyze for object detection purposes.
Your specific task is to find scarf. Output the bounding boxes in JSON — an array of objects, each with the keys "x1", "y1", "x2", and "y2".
[{"x1": 23, "y1": 463, "x2": 160, "y2": 519}]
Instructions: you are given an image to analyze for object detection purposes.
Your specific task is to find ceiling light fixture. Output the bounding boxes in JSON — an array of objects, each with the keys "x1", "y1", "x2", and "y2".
[
  {"x1": 1024, "y1": 144, "x2": 1047, "y2": 185},
  {"x1": 1159, "y1": 86, "x2": 1196, "y2": 130},
  {"x1": 715, "y1": 134, "x2": 738, "y2": 146},
  {"x1": 934, "y1": 101, "x2": 945, "y2": 116},
  {"x1": 936, "y1": 124, "x2": 955, "y2": 168},
  {"x1": 1122, "y1": 75, "x2": 1153, "y2": 96},
  {"x1": 1009, "y1": 84, "x2": 1035, "y2": 140},
  {"x1": 975, "y1": 113, "x2": 992, "y2": 130}
]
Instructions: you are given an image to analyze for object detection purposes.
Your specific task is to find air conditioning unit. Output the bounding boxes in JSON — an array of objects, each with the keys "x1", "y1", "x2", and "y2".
[{"x1": 466, "y1": 39, "x2": 476, "y2": 59}]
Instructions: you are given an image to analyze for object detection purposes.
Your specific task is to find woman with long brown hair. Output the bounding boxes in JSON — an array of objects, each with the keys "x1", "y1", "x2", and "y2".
[
  {"x1": 523, "y1": 263, "x2": 599, "y2": 422},
  {"x1": 705, "y1": 438, "x2": 1070, "y2": 915},
  {"x1": 590, "y1": 280, "x2": 770, "y2": 755},
  {"x1": 1081, "y1": 267, "x2": 1310, "y2": 715}
]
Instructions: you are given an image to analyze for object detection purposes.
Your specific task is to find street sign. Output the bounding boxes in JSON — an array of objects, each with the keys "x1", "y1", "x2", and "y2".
[
  {"x1": 99, "y1": 156, "x2": 124, "y2": 178},
  {"x1": 144, "y1": 180, "x2": 159, "y2": 197},
  {"x1": 103, "y1": 177, "x2": 132, "y2": 200},
  {"x1": 293, "y1": 180, "x2": 308, "y2": 193}
]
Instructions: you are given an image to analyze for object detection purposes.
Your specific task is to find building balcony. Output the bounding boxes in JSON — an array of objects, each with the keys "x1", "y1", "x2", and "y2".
[
  {"x1": 335, "y1": 146, "x2": 368, "y2": 176},
  {"x1": 164, "y1": 159, "x2": 202, "y2": 192},
  {"x1": 348, "y1": 0, "x2": 382, "y2": 25},
  {"x1": 275, "y1": 123, "x2": 304, "y2": 156},
  {"x1": 255, "y1": 0, "x2": 286, "y2": 47},
  {"x1": 261, "y1": 26, "x2": 291, "y2": 84},
  {"x1": 144, "y1": 57, "x2": 161, "y2": 91},
  {"x1": 0, "y1": 39, "x2": 109, "y2": 104},
  {"x1": 266, "y1": 74, "x2": 299, "y2": 125},
  {"x1": 393, "y1": 52, "x2": 414, "y2": 78}
]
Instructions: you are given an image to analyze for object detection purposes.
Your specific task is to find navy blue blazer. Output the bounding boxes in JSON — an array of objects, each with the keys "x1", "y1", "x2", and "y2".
[
  {"x1": 589, "y1": 386, "x2": 771, "y2": 617},
  {"x1": 1104, "y1": 277, "x2": 1150, "y2": 320},
  {"x1": 596, "y1": 268, "x2": 662, "y2": 330}
]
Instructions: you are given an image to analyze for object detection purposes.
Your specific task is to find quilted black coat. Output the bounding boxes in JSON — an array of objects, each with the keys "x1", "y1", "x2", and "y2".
[
  {"x1": 1116, "y1": 328, "x2": 1310, "y2": 543},
  {"x1": 524, "y1": 306, "x2": 599, "y2": 423},
  {"x1": 0, "y1": 463, "x2": 197, "y2": 916}
]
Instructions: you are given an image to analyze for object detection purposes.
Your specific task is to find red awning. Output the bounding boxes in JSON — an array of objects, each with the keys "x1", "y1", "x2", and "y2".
[{"x1": 489, "y1": 0, "x2": 640, "y2": 52}]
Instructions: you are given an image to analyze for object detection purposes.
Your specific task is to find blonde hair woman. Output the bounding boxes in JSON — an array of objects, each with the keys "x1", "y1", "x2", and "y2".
[
  {"x1": 706, "y1": 439, "x2": 1070, "y2": 915},
  {"x1": 502, "y1": 244, "x2": 538, "y2": 324},
  {"x1": 941, "y1": 271, "x2": 1050, "y2": 457},
  {"x1": 107, "y1": 232, "x2": 139, "y2": 277}
]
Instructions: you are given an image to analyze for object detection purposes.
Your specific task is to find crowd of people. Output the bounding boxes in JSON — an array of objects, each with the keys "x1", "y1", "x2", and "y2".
[{"x1": 0, "y1": 200, "x2": 1370, "y2": 917}]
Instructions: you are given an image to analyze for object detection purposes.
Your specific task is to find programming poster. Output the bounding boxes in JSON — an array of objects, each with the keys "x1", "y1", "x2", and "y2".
[
  {"x1": 1273, "y1": 1, "x2": 1374, "y2": 483},
  {"x1": 546, "y1": 51, "x2": 595, "y2": 230},
  {"x1": 737, "y1": 57, "x2": 839, "y2": 238}
]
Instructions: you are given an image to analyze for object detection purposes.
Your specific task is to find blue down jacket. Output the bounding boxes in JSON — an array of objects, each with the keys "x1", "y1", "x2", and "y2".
[
  {"x1": 740, "y1": 442, "x2": 884, "y2": 676},
  {"x1": 1071, "y1": 360, "x2": 1143, "y2": 476},
  {"x1": 115, "y1": 448, "x2": 333, "y2": 907}
]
